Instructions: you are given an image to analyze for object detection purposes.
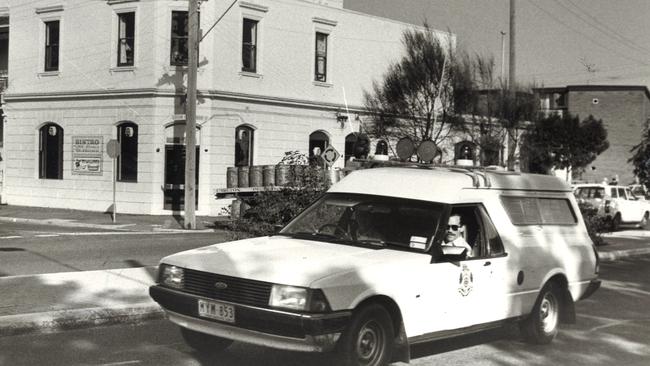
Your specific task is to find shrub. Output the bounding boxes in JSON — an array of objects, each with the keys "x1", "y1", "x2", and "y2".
[
  {"x1": 217, "y1": 163, "x2": 330, "y2": 240},
  {"x1": 578, "y1": 202, "x2": 609, "y2": 246}
]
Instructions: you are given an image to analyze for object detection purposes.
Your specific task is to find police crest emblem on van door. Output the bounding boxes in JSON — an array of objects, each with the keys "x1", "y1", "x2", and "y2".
[{"x1": 458, "y1": 264, "x2": 474, "y2": 296}]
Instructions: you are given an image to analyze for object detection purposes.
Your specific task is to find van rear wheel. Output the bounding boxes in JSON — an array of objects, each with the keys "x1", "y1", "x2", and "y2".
[
  {"x1": 180, "y1": 327, "x2": 233, "y2": 354},
  {"x1": 610, "y1": 214, "x2": 622, "y2": 231},
  {"x1": 520, "y1": 283, "x2": 560, "y2": 344},
  {"x1": 640, "y1": 212, "x2": 649, "y2": 229}
]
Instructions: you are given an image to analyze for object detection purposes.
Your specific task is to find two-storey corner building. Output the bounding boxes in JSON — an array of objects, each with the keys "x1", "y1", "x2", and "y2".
[
  {"x1": 535, "y1": 85, "x2": 650, "y2": 185},
  {"x1": 2, "y1": 0, "x2": 453, "y2": 215}
]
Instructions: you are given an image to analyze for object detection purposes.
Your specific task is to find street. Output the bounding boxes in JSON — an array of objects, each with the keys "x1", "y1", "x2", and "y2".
[
  {"x1": 0, "y1": 221, "x2": 229, "y2": 276},
  {"x1": 1, "y1": 240, "x2": 649, "y2": 366}
]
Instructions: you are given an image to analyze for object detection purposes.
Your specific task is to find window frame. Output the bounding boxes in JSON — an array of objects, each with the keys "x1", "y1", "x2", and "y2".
[
  {"x1": 44, "y1": 20, "x2": 60, "y2": 72},
  {"x1": 314, "y1": 32, "x2": 328, "y2": 82},
  {"x1": 117, "y1": 122, "x2": 138, "y2": 182},
  {"x1": 170, "y1": 10, "x2": 189, "y2": 66},
  {"x1": 117, "y1": 11, "x2": 135, "y2": 67},
  {"x1": 241, "y1": 18, "x2": 258, "y2": 73},
  {"x1": 235, "y1": 125, "x2": 255, "y2": 167}
]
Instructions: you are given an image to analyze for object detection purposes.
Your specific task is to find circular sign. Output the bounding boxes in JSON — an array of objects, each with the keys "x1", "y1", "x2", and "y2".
[
  {"x1": 417, "y1": 140, "x2": 440, "y2": 163},
  {"x1": 395, "y1": 137, "x2": 415, "y2": 161},
  {"x1": 106, "y1": 139, "x2": 121, "y2": 158}
]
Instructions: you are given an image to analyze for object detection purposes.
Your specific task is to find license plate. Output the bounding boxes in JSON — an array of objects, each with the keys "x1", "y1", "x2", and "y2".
[{"x1": 197, "y1": 299, "x2": 235, "y2": 323}]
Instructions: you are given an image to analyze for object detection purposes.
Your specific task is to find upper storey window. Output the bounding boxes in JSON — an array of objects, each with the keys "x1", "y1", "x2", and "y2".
[
  {"x1": 241, "y1": 18, "x2": 258, "y2": 72},
  {"x1": 117, "y1": 12, "x2": 135, "y2": 67},
  {"x1": 44, "y1": 20, "x2": 60, "y2": 72},
  {"x1": 314, "y1": 32, "x2": 328, "y2": 82},
  {"x1": 170, "y1": 11, "x2": 188, "y2": 66}
]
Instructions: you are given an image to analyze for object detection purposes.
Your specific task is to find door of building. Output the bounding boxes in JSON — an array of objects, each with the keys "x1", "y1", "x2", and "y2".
[
  {"x1": 164, "y1": 145, "x2": 199, "y2": 211},
  {"x1": 163, "y1": 123, "x2": 201, "y2": 211}
]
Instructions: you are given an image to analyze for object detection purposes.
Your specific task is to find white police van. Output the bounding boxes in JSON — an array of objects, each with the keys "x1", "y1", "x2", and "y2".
[{"x1": 150, "y1": 163, "x2": 600, "y2": 366}]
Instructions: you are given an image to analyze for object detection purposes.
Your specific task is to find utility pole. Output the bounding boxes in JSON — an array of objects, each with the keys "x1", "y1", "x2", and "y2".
[
  {"x1": 506, "y1": 0, "x2": 517, "y2": 171},
  {"x1": 508, "y1": 0, "x2": 516, "y2": 92},
  {"x1": 184, "y1": 0, "x2": 199, "y2": 229},
  {"x1": 500, "y1": 31, "x2": 507, "y2": 84}
]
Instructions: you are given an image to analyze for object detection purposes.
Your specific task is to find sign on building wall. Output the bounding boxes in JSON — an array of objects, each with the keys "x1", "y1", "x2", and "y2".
[{"x1": 72, "y1": 136, "x2": 103, "y2": 175}]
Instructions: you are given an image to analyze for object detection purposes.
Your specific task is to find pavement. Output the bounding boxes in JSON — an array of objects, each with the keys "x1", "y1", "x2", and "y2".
[{"x1": 1, "y1": 204, "x2": 650, "y2": 338}]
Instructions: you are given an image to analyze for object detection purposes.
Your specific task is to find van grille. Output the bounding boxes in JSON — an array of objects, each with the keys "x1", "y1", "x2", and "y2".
[{"x1": 179, "y1": 268, "x2": 273, "y2": 308}]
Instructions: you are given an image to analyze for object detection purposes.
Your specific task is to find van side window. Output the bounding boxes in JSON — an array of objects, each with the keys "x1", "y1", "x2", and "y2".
[
  {"x1": 478, "y1": 206, "x2": 505, "y2": 257},
  {"x1": 617, "y1": 188, "x2": 627, "y2": 199},
  {"x1": 501, "y1": 196, "x2": 577, "y2": 225},
  {"x1": 448, "y1": 205, "x2": 504, "y2": 258}
]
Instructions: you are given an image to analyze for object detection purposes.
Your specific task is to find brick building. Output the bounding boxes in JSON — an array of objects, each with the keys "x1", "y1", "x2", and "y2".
[
  {"x1": 536, "y1": 85, "x2": 650, "y2": 185},
  {"x1": 1, "y1": 0, "x2": 456, "y2": 215}
]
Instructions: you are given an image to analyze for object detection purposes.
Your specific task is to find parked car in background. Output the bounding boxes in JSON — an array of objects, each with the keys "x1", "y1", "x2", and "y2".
[
  {"x1": 573, "y1": 183, "x2": 650, "y2": 230},
  {"x1": 629, "y1": 184, "x2": 650, "y2": 201}
]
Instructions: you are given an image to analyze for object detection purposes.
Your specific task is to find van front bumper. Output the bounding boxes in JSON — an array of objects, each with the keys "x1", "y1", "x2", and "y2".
[{"x1": 149, "y1": 285, "x2": 351, "y2": 352}]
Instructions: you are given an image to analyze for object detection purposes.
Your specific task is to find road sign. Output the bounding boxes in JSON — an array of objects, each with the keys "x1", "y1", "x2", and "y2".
[
  {"x1": 321, "y1": 145, "x2": 340, "y2": 167},
  {"x1": 106, "y1": 139, "x2": 121, "y2": 158}
]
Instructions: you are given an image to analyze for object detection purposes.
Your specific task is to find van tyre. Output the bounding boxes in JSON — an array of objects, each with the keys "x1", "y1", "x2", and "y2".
[
  {"x1": 520, "y1": 283, "x2": 561, "y2": 344},
  {"x1": 610, "y1": 213, "x2": 621, "y2": 231},
  {"x1": 180, "y1": 327, "x2": 233, "y2": 354},
  {"x1": 640, "y1": 212, "x2": 649, "y2": 229},
  {"x1": 335, "y1": 303, "x2": 394, "y2": 366}
]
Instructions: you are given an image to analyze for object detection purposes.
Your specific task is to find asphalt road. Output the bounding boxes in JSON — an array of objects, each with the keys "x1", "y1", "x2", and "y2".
[
  {"x1": 1, "y1": 255, "x2": 649, "y2": 366},
  {"x1": 0, "y1": 222, "x2": 229, "y2": 276}
]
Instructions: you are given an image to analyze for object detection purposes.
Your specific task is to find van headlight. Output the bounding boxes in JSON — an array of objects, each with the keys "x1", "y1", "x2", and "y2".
[
  {"x1": 269, "y1": 285, "x2": 331, "y2": 312},
  {"x1": 159, "y1": 264, "x2": 184, "y2": 289}
]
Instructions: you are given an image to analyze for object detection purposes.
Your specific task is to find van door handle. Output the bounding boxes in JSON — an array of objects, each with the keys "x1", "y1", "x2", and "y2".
[{"x1": 484, "y1": 261, "x2": 492, "y2": 266}]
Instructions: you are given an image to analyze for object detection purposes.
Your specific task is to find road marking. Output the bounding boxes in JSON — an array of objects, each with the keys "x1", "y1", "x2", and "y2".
[
  {"x1": 35, "y1": 234, "x2": 60, "y2": 238},
  {"x1": 98, "y1": 361, "x2": 142, "y2": 366},
  {"x1": 0, "y1": 236, "x2": 23, "y2": 239}
]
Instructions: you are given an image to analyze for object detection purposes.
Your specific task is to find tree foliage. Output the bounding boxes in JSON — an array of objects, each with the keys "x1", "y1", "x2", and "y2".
[
  {"x1": 363, "y1": 23, "x2": 537, "y2": 168},
  {"x1": 363, "y1": 23, "x2": 462, "y2": 146},
  {"x1": 521, "y1": 114, "x2": 609, "y2": 174},
  {"x1": 629, "y1": 125, "x2": 650, "y2": 185}
]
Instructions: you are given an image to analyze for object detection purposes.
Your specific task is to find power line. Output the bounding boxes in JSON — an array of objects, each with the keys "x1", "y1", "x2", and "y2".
[
  {"x1": 525, "y1": 0, "x2": 650, "y2": 66},
  {"x1": 552, "y1": 0, "x2": 650, "y2": 58},
  {"x1": 565, "y1": 0, "x2": 650, "y2": 57}
]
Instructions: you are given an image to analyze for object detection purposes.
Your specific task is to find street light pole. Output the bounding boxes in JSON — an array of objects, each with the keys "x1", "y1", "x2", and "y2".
[{"x1": 184, "y1": 0, "x2": 199, "y2": 229}]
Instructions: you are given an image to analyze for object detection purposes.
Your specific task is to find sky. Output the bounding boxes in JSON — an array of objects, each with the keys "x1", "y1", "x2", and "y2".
[{"x1": 345, "y1": 0, "x2": 650, "y2": 89}]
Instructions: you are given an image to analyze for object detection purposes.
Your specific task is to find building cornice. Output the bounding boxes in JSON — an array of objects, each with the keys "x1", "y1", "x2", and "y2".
[
  {"x1": 35, "y1": 5, "x2": 64, "y2": 14},
  {"x1": 239, "y1": 1, "x2": 269, "y2": 13},
  {"x1": 3, "y1": 88, "x2": 365, "y2": 113}
]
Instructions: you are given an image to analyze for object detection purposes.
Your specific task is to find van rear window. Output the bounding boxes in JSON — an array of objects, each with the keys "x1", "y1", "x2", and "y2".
[{"x1": 501, "y1": 196, "x2": 577, "y2": 225}]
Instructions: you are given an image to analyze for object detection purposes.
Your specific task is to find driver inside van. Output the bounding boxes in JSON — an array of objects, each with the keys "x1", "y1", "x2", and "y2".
[{"x1": 442, "y1": 214, "x2": 473, "y2": 257}]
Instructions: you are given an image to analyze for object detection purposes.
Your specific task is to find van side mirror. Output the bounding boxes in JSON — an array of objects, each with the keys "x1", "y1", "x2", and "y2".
[{"x1": 273, "y1": 224, "x2": 284, "y2": 234}]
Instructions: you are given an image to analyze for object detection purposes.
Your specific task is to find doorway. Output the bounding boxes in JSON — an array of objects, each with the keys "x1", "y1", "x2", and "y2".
[{"x1": 164, "y1": 123, "x2": 200, "y2": 211}]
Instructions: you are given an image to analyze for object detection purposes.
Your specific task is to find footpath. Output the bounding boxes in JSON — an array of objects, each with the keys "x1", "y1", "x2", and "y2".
[{"x1": 1, "y1": 204, "x2": 650, "y2": 338}]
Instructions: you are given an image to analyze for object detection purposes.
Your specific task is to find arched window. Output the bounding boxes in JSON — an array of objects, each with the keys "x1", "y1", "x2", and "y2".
[
  {"x1": 455, "y1": 141, "x2": 476, "y2": 162},
  {"x1": 309, "y1": 131, "x2": 329, "y2": 159},
  {"x1": 235, "y1": 125, "x2": 254, "y2": 167},
  {"x1": 344, "y1": 133, "x2": 357, "y2": 162},
  {"x1": 117, "y1": 121, "x2": 138, "y2": 182},
  {"x1": 375, "y1": 139, "x2": 389, "y2": 155},
  {"x1": 39, "y1": 123, "x2": 64, "y2": 179}
]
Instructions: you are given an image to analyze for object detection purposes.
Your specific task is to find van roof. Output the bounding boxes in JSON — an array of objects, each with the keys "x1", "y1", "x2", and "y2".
[{"x1": 329, "y1": 167, "x2": 571, "y2": 203}]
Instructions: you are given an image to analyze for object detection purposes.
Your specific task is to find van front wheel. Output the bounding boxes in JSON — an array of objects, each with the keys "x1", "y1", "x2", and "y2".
[
  {"x1": 520, "y1": 283, "x2": 560, "y2": 344},
  {"x1": 335, "y1": 304, "x2": 394, "y2": 366}
]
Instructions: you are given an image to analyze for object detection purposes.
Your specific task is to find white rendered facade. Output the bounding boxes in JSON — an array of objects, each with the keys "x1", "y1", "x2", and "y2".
[{"x1": 3, "y1": 0, "x2": 452, "y2": 215}]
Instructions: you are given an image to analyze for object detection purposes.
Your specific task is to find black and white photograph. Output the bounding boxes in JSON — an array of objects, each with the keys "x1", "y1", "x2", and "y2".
[{"x1": 0, "y1": 1, "x2": 649, "y2": 365}]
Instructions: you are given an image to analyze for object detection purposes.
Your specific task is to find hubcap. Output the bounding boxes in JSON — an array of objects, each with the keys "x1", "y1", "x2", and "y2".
[
  {"x1": 356, "y1": 320, "x2": 384, "y2": 364},
  {"x1": 539, "y1": 292, "x2": 559, "y2": 333}
]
